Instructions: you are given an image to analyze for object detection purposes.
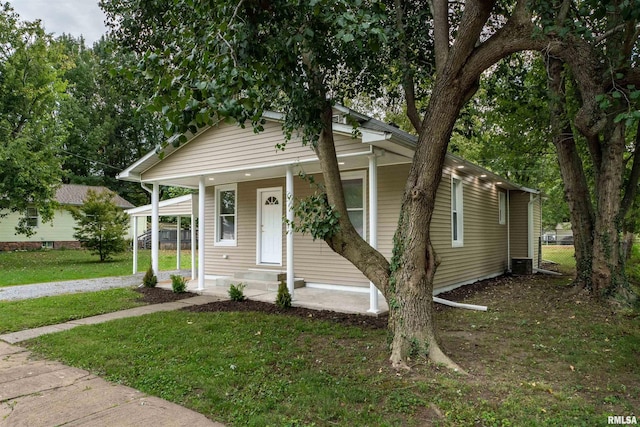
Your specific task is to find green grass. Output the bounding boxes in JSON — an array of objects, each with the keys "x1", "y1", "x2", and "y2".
[
  {"x1": 26, "y1": 275, "x2": 640, "y2": 426},
  {"x1": 541, "y1": 245, "x2": 576, "y2": 273},
  {"x1": 0, "y1": 249, "x2": 192, "y2": 287},
  {"x1": 0, "y1": 287, "x2": 145, "y2": 333}
]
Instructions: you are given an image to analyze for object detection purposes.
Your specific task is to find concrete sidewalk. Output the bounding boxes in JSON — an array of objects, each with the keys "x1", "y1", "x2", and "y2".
[
  {"x1": 0, "y1": 295, "x2": 225, "y2": 426},
  {"x1": 0, "y1": 295, "x2": 220, "y2": 344}
]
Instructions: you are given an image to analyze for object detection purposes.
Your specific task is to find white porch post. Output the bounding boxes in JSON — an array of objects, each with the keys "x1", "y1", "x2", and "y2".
[
  {"x1": 286, "y1": 165, "x2": 295, "y2": 297},
  {"x1": 190, "y1": 196, "x2": 197, "y2": 280},
  {"x1": 367, "y1": 154, "x2": 380, "y2": 314},
  {"x1": 176, "y1": 215, "x2": 181, "y2": 270},
  {"x1": 151, "y1": 183, "x2": 160, "y2": 275},
  {"x1": 132, "y1": 216, "x2": 138, "y2": 274},
  {"x1": 198, "y1": 177, "x2": 206, "y2": 291}
]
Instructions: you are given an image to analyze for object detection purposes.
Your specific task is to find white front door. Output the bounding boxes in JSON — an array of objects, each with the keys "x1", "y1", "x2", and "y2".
[{"x1": 258, "y1": 189, "x2": 282, "y2": 264}]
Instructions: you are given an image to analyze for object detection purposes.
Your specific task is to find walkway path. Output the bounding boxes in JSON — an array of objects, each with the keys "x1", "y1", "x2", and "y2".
[
  {"x1": 0, "y1": 294, "x2": 226, "y2": 426},
  {"x1": 0, "y1": 270, "x2": 191, "y2": 301}
]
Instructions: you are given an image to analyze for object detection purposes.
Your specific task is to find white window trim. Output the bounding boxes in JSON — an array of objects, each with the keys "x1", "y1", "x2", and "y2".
[
  {"x1": 451, "y1": 174, "x2": 463, "y2": 247},
  {"x1": 341, "y1": 170, "x2": 367, "y2": 240},
  {"x1": 498, "y1": 191, "x2": 506, "y2": 225},
  {"x1": 256, "y1": 186, "x2": 283, "y2": 266},
  {"x1": 214, "y1": 183, "x2": 238, "y2": 247}
]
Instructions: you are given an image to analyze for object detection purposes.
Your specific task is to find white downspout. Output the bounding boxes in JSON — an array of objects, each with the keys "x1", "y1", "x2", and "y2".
[
  {"x1": 198, "y1": 177, "x2": 206, "y2": 291},
  {"x1": 286, "y1": 165, "x2": 295, "y2": 297},
  {"x1": 367, "y1": 153, "x2": 380, "y2": 314}
]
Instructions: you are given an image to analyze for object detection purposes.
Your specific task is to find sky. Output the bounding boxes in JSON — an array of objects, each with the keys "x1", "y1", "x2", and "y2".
[{"x1": 9, "y1": 0, "x2": 107, "y2": 45}]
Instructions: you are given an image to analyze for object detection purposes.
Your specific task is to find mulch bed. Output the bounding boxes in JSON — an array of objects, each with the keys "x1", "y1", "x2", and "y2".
[
  {"x1": 135, "y1": 273, "x2": 536, "y2": 329},
  {"x1": 135, "y1": 286, "x2": 199, "y2": 304}
]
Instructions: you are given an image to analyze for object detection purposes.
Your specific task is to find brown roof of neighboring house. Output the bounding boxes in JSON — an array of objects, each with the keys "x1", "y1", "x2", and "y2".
[{"x1": 55, "y1": 184, "x2": 135, "y2": 209}]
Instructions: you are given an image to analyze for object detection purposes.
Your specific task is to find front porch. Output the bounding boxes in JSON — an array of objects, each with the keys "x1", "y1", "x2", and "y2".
[{"x1": 158, "y1": 278, "x2": 390, "y2": 316}]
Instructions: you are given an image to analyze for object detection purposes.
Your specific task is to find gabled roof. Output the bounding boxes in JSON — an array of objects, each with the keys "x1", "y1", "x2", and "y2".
[
  {"x1": 55, "y1": 184, "x2": 135, "y2": 209},
  {"x1": 117, "y1": 106, "x2": 538, "y2": 194}
]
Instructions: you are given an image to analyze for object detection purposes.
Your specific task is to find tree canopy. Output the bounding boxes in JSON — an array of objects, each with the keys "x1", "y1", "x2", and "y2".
[{"x1": 0, "y1": 3, "x2": 68, "y2": 235}]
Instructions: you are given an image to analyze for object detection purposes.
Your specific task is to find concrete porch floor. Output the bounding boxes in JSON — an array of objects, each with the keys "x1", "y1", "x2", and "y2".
[{"x1": 158, "y1": 279, "x2": 389, "y2": 316}]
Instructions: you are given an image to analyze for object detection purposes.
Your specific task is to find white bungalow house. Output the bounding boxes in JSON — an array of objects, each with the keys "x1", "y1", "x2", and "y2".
[
  {"x1": 0, "y1": 184, "x2": 145, "y2": 251},
  {"x1": 118, "y1": 106, "x2": 542, "y2": 313}
]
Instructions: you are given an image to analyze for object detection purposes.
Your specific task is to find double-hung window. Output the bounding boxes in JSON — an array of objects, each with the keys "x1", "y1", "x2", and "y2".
[
  {"x1": 342, "y1": 172, "x2": 366, "y2": 239},
  {"x1": 26, "y1": 207, "x2": 38, "y2": 228},
  {"x1": 215, "y1": 184, "x2": 237, "y2": 246},
  {"x1": 451, "y1": 176, "x2": 463, "y2": 247}
]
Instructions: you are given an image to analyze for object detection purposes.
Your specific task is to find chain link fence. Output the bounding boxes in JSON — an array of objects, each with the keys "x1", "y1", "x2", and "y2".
[{"x1": 541, "y1": 236, "x2": 576, "y2": 275}]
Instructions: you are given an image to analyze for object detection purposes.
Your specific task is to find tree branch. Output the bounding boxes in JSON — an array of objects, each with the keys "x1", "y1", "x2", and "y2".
[
  {"x1": 395, "y1": 0, "x2": 422, "y2": 132},
  {"x1": 430, "y1": 0, "x2": 450, "y2": 75}
]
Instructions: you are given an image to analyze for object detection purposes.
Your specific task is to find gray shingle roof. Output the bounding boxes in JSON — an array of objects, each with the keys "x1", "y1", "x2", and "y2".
[{"x1": 55, "y1": 184, "x2": 135, "y2": 209}]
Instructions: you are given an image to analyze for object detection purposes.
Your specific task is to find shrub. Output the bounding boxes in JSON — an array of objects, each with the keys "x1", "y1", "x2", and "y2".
[
  {"x1": 228, "y1": 283, "x2": 246, "y2": 302},
  {"x1": 275, "y1": 280, "x2": 292, "y2": 309},
  {"x1": 142, "y1": 266, "x2": 157, "y2": 288},
  {"x1": 171, "y1": 275, "x2": 187, "y2": 293},
  {"x1": 69, "y1": 189, "x2": 129, "y2": 262}
]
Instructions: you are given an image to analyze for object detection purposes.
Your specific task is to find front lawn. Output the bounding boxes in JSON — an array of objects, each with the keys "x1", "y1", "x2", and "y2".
[
  {"x1": 26, "y1": 275, "x2": 639, "y2": 426},
  {"x1": 0, "y1": 288, "x2": 145, "y2": 333},
  {"x1": 0, "y1": 249, "x2": 192, "y2": 287}
]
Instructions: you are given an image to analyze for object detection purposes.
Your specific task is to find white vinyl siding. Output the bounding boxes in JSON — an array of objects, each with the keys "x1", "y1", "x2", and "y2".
[
  {"x1": 509, "y1": 191, "x2": 529, "y2": 259},
  {"x1": 378, "y1": 164, "x2": 509, "y2": 292},
  {"x1": 141, "y1": 120, "x2": 368, "y2": 181},
  {"x1": 200, "y1": 164, "x2": 527, "y2": 292}
]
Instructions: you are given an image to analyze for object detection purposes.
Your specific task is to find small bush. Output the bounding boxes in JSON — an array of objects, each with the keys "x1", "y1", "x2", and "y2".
[
  {"x1": 171, "y1": 275, "x2": 187, "y2": 293},
  {"x1": 142, "y1": 266, "x2": 158, "y2": 288},
  {"x1": 275, "y1": 280, "x2": 292, "y2": 309},
  {"x1": 228, "y1": 283, "x2": 246, "y2": 302}
]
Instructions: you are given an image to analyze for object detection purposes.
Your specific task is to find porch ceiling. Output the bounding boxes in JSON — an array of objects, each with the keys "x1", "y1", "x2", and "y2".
[{"x1": 126, "y1": 194, "x2": 196, "y2": 217}]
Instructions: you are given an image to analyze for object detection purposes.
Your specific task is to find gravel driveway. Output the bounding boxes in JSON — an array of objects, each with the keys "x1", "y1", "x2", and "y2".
[{"x1": 0, "y1": 270, "x2": 191, "y2": 301}]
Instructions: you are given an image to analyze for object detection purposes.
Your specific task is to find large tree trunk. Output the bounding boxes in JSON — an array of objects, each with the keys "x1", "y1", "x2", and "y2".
[
  {"x1": 591, "y1": 123, "x2": 626, "y2": 295},
  {"x1": 388, "y1": 76, "x2": 469, "y2": 371},
  {"x1": 547, "y1": 58, "x2": 594, "y2": 288}
]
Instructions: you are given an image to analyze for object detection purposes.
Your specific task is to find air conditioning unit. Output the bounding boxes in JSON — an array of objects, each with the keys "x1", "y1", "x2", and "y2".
[{"x1": 512, "y1": 257, "x2": 533, "y2": 275}]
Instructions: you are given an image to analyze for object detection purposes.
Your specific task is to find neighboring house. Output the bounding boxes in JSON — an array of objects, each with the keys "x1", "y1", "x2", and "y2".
[
  {"x1": 118, "y1": 106, "x2": 542, "y2": 312},
  {"x1": 0, "y1": 184, "x2": 144, "y2": 251}
]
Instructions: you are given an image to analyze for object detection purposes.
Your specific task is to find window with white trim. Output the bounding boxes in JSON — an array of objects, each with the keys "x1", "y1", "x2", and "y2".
[
  {"x1": 215, "y1": 184, "x2": 237, "y2": 245},
  {"x1": 498, "y1": 191, "x2": 506, "y2": 225},
  {"x1": 26, "y1": 207, "x2": 38, "y2": 228},
  {"x1": 451, "y1": 176, "x2": 463, "y2": 247},
  {"x1": 342, "y1": 172, "x2": 366, "y2": 239}
]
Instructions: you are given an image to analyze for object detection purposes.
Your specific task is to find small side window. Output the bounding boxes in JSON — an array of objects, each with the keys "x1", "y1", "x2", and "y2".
[
  {"x1": 498, "y1": 192, "x2": 506, "y2": 225},
  {"x1": 451, "y1": 176, "x2": 463, "y2": 247}
]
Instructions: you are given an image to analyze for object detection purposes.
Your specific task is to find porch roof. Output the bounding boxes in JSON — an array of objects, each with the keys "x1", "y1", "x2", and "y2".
[{"x1": 125, "y1": 194, "x2": 196, "y2": 217}]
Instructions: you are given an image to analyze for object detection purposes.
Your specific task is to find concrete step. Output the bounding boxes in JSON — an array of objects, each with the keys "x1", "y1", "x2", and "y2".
[{"x1": 233, "y1": 269, "x2": 286, "y2": 282}]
